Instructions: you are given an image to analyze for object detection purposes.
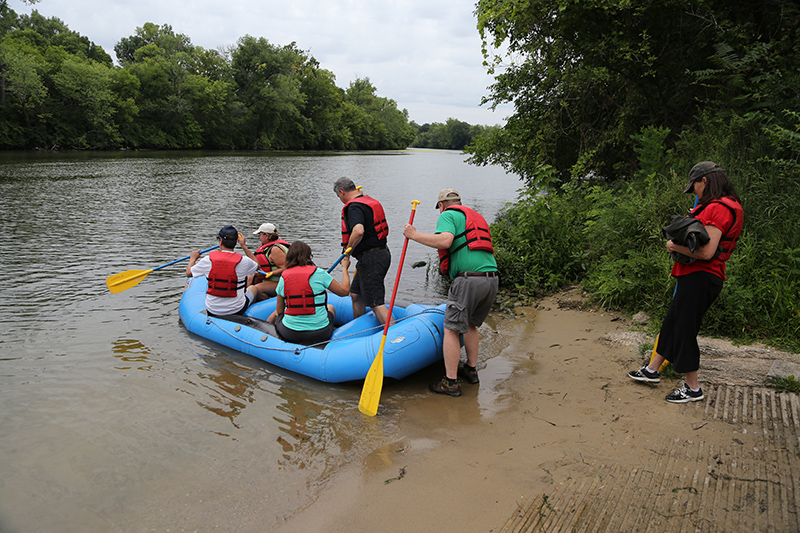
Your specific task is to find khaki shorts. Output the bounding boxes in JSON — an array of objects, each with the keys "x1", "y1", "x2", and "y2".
[{"x1": 444, "y1": 276, "x2": 499, "y2": 334}]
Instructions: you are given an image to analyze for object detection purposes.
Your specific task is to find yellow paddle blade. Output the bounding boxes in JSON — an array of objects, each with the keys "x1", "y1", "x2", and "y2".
[
  {"x1": 105, "y1": 269, "x2": 154, "y2": 294},
  {"x1": 358, "y1": 335, "x2": 387, "y2": 416}
]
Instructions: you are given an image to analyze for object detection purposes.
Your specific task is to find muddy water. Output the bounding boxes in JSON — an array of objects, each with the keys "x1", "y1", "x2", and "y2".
[{"x1": 0, "y1": 149, "x2": 520, "y2": 531}]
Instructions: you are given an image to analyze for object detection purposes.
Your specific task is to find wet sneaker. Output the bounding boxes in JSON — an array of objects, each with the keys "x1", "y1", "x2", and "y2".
[
  {"x1": 665, "y1": 384, "x2": 704, "y2": 403},
  {"x1": 458, "y1": 365, "x2": 480, "y2": 385},
  {"x1": 429, "y1": 377, "x2": 462, "y2": 397},
  {"x1": 628, "y1": 366, "x2": 661, "y2": 383}
]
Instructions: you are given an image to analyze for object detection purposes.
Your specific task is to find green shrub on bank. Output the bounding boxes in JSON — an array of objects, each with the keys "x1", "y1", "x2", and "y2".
[
  {"x1": 491, "y1": 115, "x2": 800, "y2": 352},
  {"x1": 491, "y1": 167, "x2": 589, "y2": 297}
]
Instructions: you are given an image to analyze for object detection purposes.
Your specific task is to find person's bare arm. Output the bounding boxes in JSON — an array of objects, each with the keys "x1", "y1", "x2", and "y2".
[
  {"x1": 185, "y1": 250, "x2": 201, "y2": 277},
  {"x1": 327, "y1": 257, "x2": 351, "y2": 296},
  {"x1": 403, "y1": 224, "x2": 454, "y2": 250}
]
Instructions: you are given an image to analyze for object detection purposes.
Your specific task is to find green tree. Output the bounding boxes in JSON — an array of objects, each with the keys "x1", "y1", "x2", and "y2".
[
  {"x1": 17, "y1": 9, "x2": 110, "y2": 65},
  {"x1": 295, "y1": 59, "x2": 352, "y2": 149},
  {"x1": 1, "y1": 40, "x2": 46, "y2": 127},
  {"x1": 117, "y1": 24, "x2": 218, "y2": 148},
  {"x1": 343, "y1": 77, "x2": 415, "y2": 149},
  {"x1": 114, "y1": 22, "x2": 191, "y2": 65},
  {"x1": 51, "y1": 57, "x2": 119, "y2": 147},
  {"x1": 1, "y1": 0, "x2": 40, "y2": 106},
  {"x1": 470, "y1": 0, "x2": 800, "y2": 188},
  {"x1": 231, "y1": 36, "x2": 310, "y2": 149}
]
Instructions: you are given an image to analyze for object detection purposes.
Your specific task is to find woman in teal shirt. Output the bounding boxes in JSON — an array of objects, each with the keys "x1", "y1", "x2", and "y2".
[{"x1": 268, "y1": 241, "x2": 350, "y2": 345}]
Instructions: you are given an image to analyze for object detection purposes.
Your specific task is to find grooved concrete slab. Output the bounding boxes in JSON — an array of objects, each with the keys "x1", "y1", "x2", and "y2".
[{"x1": 500, "y1": 385, "x2": 800, "y2": 532}]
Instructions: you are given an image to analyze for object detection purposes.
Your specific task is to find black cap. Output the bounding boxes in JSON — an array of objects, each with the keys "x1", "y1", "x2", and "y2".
[
  {"x1": 684, "y1": 161, "x2": 723, "y2": 193},
  {"x1": 217, "y1": 225, "x2": 238, "y2": 240}
]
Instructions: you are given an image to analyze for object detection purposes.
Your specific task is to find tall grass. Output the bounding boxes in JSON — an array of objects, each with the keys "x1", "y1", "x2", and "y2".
[{"x1": 491, "y1": 114, "x2": 800, "y2": 352}]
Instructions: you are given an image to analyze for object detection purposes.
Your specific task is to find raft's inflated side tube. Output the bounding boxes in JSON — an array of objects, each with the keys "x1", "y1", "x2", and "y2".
[{"x1": 179, "y1": 276, "x2": 445, "y2": 383}]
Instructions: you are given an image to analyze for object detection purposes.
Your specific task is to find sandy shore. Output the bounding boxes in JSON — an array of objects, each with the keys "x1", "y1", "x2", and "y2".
[{"x1": 276, "y1": 288, "x2": 800, "y2": 532}]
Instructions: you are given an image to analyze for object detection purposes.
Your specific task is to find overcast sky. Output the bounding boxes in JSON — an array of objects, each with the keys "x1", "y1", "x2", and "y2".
[{"x1": 15, "y1": 0, "x2": 512, "y2": 126}]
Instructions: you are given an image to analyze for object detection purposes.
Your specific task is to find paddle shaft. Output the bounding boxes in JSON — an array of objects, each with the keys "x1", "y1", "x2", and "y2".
[
  {"x1": 327, "y1": 247, "x2": 352, "y2": 273},
  {"x1": 381, "y1": 206, "x2": 419, "y2": 337},
  {"x1": 359, "y1": 201, "x2": 420, "y2": 416},
  {"x1": 161, "y1": 245, "x2": 220, "y2": 272}
]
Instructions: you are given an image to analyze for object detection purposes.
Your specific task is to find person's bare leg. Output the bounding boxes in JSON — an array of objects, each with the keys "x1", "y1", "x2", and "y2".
[
  {"x1": 255, "y1": 280, "x2": 278, "y2": 302},
  {"x1": 372, "y1": 304, "x2": 393, "y2": 326},
  {"x1": 443, "y1": 328, "x2": 462, "y2": 380},
  {"x1": 647, "y1": 352, "x2": 666, "y2": 372},
  {"x1": 684, "y1": 370, "x2": 700, "y2": 390},
  {"x1": 463, "y1": 325, "x2": 480, "y2": 367},
  {"x1": 350, "y1": 292, "x2": 366, "y2": 318}
]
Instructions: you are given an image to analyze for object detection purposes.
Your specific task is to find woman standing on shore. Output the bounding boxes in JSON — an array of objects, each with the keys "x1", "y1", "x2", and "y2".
[{"x1": 628, "y1": 161, "x2": 744, "y2": 403}]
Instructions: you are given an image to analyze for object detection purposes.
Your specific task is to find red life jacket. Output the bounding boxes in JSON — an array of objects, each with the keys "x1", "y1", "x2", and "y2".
[
  {"x1": 207, "y1": 251, "x2": 245, "y2": 297},
  {"x1": 340, "y1": 195, "x2": 389, "y2": 248},
  {"x1": 691, "y1": 197, "x2": 744, "y2": 262},
  {"x1": 254, "y1": 239, "x2": 290, "y2": 280},
  {"x1": 438, "y1": 206, "x2": 495, "y2": 276},
  {"x1": 282, "y1": 265, "x2": 328, "y2": 316}
]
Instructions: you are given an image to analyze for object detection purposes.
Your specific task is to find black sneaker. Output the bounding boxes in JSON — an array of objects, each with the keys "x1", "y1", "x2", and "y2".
[
  {"x1": 429, "y1": 377, "x2": 462, "y2": 397},
  {"x1": 628, "y1": 366, "x2": 661, "y2": 383},
  {"x1": 458, "y1": 365, "x2": 479, "y2": 384},
  {"x1": 666, "y1": 384, "x2": 704, "y2": 403}
]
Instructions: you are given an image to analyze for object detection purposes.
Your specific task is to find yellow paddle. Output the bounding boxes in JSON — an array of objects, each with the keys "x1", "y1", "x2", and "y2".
[
  {"x1": 359, "y1": 200, "x2": 420, "y2": 416},
  {"x1": 106, "y1": 245, "x2": 220, "y2": 294},
  {"x1": 648, "y1": 333, "x2": 670, "y2": 372}
]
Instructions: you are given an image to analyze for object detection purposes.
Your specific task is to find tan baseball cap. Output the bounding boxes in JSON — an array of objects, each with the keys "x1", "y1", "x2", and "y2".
[{"x1": 435, "y1": 188, "x2": 461, "y2": 208}]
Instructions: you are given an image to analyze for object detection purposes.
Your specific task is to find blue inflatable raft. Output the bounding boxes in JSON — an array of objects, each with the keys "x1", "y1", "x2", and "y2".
[{"x1": 178, "y1": 276, "x2": 447, "y2": 383}]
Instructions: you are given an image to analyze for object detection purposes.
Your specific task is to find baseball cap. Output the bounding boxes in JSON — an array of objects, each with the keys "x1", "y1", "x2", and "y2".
[
  {"x1": 217, "y1": 225, "x2": 238, "y2": 240},
  {"x1": 435, "y1": 188, "x2": 461, "y2": 208},
  {"x1": 253, "y1": 223, "x2": 277, "y2": 235},
  {"x1": 684, "y1": 161, "x2": 723, "y2": 193}
]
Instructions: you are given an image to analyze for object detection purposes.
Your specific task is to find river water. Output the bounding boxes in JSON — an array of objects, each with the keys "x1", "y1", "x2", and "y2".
[{"x1": 0, "y1": 149, "x2": 520, "y2": 531}]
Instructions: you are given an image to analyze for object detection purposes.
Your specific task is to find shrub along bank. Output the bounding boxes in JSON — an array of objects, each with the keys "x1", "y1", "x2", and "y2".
[{"x1": 490, "y1": 115, "x2": 800, "y2": 353}]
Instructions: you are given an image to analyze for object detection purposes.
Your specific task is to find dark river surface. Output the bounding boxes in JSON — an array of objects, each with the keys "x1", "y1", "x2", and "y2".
[{"x1": 0, "y1": 149, "x2": 521, "y2": 531}]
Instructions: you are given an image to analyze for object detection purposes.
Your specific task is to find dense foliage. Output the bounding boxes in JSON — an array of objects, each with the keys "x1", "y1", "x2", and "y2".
[
  {"x1": 410, "y1": 119, "x2": 499, "y2": 151},
  {"x1": 0, "y1": 11, "x2": 416, "y2": 150},
  {"x1": 477, "y1": 1, "x2": 800, "y2": 350},
  {"x1": 470, "y1": 0, "x2": 800, "y2": 188}
]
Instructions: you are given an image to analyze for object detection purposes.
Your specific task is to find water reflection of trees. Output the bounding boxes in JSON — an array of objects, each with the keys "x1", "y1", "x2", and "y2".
[
  {"x1": 190, "y1": 346, "x2": 396, "y2": 480},
  {"x1": 192, "y1": 351, "x2": 259, "y2": 430},
  {"x1": 111, "y1": 338, "x2": 153, "y2": 371},
  {"x1": 274, "y1": 383, "x2": 392, "y2": 481}
]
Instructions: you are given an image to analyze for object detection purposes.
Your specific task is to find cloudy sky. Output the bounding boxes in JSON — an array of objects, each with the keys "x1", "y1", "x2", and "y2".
[{"x1": 15, "y1": 0, "x2": 512, "y2": 126}]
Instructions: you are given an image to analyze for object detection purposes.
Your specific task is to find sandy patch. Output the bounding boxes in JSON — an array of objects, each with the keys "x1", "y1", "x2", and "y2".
[{"x1": 275, "y1": 288, "x2": 800, "y2": 532}]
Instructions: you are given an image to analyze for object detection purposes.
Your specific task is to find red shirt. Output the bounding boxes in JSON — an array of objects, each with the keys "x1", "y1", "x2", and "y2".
[{"x1": 671, "y1": 197, "x2": 743, "y2": 281}]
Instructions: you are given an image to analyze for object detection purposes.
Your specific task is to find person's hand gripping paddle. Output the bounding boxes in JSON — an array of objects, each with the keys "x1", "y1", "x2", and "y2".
[
  {"x1": 359, "y1": 200, "x2": 420, "y2": 416},
  {"x1": 327, "y1": 248, "x2": 352, "y2": 273}
]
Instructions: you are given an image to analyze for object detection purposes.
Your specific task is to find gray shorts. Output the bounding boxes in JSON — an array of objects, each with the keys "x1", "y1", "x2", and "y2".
[{"x1": 444, "y1": 276, "x2": 499, "y2": 334}]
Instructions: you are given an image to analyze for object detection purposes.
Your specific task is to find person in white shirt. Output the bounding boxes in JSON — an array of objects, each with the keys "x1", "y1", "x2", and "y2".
[{"x1": 186, "y1": 225, "x2": 259, "y2": 316}]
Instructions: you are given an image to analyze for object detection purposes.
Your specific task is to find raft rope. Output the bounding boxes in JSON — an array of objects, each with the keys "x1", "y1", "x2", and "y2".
[{"x1": 205, "y1": 307, "x2": 445, "y2": 353}]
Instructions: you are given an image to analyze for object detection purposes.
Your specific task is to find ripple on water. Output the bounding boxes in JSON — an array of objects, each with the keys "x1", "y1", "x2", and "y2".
[{"x1": 0, "y1": 150, "x2": 520, "y2": 530}]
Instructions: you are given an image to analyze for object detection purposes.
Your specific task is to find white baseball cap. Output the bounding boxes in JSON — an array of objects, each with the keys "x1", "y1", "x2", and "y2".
[{"x1": 253, "y1": 223, "x2": 277, "y2": 235}]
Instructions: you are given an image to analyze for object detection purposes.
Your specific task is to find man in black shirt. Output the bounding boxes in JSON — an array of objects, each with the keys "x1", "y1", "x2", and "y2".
[{"x1": 333, "y1": 177, "x2": 391, "y2": 325}]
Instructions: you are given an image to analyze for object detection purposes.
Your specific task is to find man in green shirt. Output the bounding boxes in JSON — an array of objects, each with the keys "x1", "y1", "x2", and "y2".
[{"x1": 403, "y1": 188, "x2": 499, "y2": 397}]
